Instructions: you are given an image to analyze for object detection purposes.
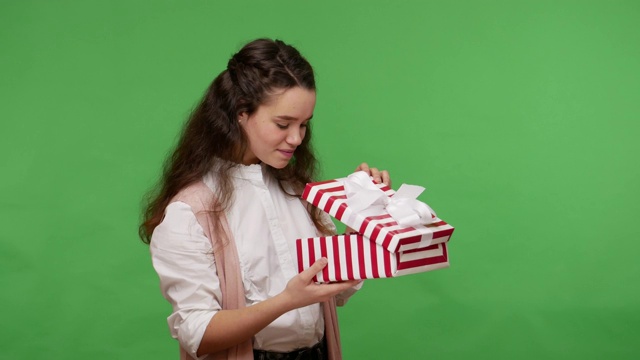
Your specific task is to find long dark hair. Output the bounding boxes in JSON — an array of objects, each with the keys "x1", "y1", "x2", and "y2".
[{"x1": 139, "y1": 38, "x2": 329, "y2": 244}]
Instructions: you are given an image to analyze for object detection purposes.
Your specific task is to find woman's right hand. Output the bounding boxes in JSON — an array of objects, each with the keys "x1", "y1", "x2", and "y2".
[
  {"x1": 280, "y1": 258, "x2": 361, "y2": 310},
  {"x1": 197, "y1": 258, "x2": 358, "y2": 356}
]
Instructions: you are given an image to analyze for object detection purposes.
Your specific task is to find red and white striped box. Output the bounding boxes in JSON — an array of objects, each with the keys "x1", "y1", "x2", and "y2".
[
  {"x1": 302, "y1": 179, "x2": 454, "y2": 253},
  {"x1": 296, "y1": 234, "x2": 450, "y2": 282}
]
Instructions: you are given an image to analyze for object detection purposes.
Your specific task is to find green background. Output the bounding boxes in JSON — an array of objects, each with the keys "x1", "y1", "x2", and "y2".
[{"x1": 1, "y1": 0, "x2": 639, "y2": 359}]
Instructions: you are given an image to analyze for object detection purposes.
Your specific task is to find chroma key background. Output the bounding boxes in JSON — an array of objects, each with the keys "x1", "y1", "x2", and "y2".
[{"x1": 1, "y1": 1, "x2": 638, "y2": 359}]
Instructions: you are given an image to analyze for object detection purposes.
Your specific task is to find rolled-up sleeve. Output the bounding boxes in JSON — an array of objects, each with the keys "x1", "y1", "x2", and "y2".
[{"x1": 150, "y1": 201, "x2": 222, "y2": 359}]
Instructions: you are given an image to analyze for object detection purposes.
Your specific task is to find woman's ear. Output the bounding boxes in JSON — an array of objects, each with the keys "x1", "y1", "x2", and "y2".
[{"x1": 238, "y1": 112, "x2": 249, "y2": 125}]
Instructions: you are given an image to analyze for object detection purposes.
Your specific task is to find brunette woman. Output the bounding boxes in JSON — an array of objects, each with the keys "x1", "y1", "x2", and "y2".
[{"x1": 140, "y1": 38, "x2": 390, "y2": 360}]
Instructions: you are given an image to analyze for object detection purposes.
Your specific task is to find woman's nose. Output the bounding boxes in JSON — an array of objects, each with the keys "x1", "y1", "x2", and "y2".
[{"x1": 286, "y1": 128, "x2": 304, "y2": 145}]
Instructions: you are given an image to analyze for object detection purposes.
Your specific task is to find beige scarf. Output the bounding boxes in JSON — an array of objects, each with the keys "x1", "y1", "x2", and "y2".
[{"x1": 172, "y1": 181, "x2": 342, "y2": 360}]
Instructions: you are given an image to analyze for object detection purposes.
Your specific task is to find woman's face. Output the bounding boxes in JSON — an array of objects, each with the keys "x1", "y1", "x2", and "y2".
[{"x1": 240, "y1": 86, "x2": 316, "y2": 169}]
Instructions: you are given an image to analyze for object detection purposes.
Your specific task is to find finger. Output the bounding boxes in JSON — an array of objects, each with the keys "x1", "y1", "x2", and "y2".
[
  {"x1": 299, "y1": 258, "x2": 328, "y2": 282},
  {"x1": 319, "y1": 280, "x2": 362, "y2": 296},
  {"x1": 380, "y1": 170, "x2": 391, "y2": 186},
  {"x1": 333, "y1": 280, "x2": 362, "y2": 288},
  {"x1": 354, "y1": 162, "x2": 369, "y2": 173},
  {"x1": 369, "y1": 167, "x2": 382, "y2": 184}
]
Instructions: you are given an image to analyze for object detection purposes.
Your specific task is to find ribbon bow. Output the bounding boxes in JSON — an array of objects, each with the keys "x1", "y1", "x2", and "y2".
[{"x1": 344, "y1": 171, "x2": 436, "y2": 227}]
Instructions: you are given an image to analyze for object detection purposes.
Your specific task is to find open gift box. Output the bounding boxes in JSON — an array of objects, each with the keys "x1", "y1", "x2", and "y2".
[
  {"x1": 302, "y1": 173, "x2": 455, "y2": 253},
  {"x1": 296, "y1": 234, "x2": 450, "y2": 282}
]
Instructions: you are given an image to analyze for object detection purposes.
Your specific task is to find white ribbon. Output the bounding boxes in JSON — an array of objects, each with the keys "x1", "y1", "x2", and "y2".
[
  {"x1": 344, "y1": 171, "x2": 389, "y2": 212},
  {"x1": 386, "y1": 184, "x2": 436, "y2": 226},
  {"x1": 344, "y1": 171, "x2": 436, "y2": 227}
]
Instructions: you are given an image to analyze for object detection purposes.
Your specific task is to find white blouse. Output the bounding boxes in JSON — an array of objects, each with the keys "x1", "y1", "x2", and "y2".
[{"x1": 150, "y1": 163, "x2": 360, "y2": 359}]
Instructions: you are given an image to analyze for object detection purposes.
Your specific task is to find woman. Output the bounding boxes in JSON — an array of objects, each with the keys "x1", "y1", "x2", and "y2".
[{"x1": 140, "y1": 38, "x2": 390, "y2": 360}]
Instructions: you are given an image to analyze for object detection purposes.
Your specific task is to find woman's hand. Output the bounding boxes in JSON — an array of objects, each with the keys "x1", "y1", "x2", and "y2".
[
  {"x1": 280, "y1": 258, "x2": 361, "y2": 311},
  {"x1": 198, "y1": 258, "x2": 359, "y2": 356},
  {"x1": 354, "y1": 162, "x2": 391, "y2": 186}
]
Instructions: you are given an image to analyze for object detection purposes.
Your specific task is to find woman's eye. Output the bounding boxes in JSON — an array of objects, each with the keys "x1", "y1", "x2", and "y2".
[{"x1": 276, "y1": 123, "x2": 288, "y2": 129}]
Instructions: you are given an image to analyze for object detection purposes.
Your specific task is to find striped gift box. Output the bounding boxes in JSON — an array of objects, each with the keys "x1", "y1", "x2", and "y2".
[
  {"x1": 302, "y1": 178, "x2": 454, "y2": 253},
  {"x1": 296, "y1": 234, "x2": 450, "y2": 282}
]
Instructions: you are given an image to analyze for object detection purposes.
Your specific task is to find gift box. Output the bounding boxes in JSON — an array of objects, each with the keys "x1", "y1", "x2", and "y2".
[
  {"x1": 302, "y1": 175, "x2": 454, "y2": 253},
  {"x1": 296, "y1": 234, "x2": 450, "y2": 282}
]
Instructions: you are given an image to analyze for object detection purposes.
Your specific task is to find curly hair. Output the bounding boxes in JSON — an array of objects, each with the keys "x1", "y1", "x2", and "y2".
[{"x1": 139, "y1": 38, "x2": 330, "y2": 244}]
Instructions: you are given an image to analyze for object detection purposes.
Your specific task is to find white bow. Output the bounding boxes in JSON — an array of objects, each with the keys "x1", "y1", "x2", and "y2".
[{"x1": 344, "y1": 171, "x2": 436, "y2": 227}]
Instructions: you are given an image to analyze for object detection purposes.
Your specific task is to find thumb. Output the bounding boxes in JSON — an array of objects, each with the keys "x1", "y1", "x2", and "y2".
[{"x1": 299, "y1": 257, "x2": 328, "y2": 282}]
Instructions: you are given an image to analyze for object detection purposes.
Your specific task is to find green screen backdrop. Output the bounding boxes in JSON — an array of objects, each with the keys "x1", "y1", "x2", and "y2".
[{"x1": 1, "y1": 1, "x2": 639, "y2": 359}]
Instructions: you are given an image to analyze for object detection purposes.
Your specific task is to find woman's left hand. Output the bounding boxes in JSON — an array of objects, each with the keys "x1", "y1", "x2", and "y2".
[{"x1": 354, "y1": 162, "x2": 391, "y2": 187}]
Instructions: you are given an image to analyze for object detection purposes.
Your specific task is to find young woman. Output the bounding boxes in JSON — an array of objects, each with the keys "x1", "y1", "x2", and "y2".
[{"x1": 140, "y1": 38, "x2": 390, "y2": 360}]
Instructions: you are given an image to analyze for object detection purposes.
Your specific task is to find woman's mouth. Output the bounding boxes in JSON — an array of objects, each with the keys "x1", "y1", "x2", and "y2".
[{"x1": 278, "y1": 149, "x2": 295, "y2": 158}]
